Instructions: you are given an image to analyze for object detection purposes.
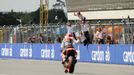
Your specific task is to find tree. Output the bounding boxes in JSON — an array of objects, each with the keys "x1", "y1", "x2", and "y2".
[
  {"x1": 0, "y1": 8, "x2": 67, "y2": 26},
  {"x1": 48, "y1": 9, "x2": 67, "y2": 23}
]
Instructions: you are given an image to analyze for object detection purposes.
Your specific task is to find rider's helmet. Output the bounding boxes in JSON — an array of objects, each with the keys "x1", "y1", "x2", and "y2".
[{"x1": 64, "y1": 34, "x2": 73, "y2": 41}]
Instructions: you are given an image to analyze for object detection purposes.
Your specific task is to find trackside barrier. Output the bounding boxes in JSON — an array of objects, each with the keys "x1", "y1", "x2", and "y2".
[{"x1": 0, "y1": 44, "x2": 134, "y2": 65}]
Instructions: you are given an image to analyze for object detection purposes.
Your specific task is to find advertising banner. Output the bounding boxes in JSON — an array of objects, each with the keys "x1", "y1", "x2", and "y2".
[{"x1": 0, "y1": 43, "x2": 134, "y2": 65}]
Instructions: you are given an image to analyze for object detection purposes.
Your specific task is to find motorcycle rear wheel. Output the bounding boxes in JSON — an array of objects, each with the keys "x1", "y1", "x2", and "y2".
[{"x1": 68, "y1": 56, "x2": 75, "y2": 73}]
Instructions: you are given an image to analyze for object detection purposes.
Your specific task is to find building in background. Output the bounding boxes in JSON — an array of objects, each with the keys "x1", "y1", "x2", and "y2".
[
  {"x1": 66, "y1": 0, "x2": 134, "y2": 22},
  {"x1": 66, "y1": 0, "x2": 134, "y2": 44}
]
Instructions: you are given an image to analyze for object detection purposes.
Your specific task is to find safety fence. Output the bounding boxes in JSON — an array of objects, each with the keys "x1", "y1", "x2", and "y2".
[
  {"x1": 0, "y1": 21, "x2": 133, "y2": 44},
  {"x1": 0, "y1": 24, "x2": 66, "y2": 43},
  {"x1": 0, "y1": 43, "x2": 134, "y2": 65}
]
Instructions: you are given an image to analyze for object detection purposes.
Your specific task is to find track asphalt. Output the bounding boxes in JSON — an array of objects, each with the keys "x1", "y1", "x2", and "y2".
[{"x1": 0, "y1": 59, "x2": 134, "y2": 75}]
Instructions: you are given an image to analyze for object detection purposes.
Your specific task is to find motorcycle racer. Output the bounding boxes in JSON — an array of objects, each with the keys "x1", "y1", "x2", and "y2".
[{"x1": 60, "y1": 33, "x2": 80, "y2": 73}]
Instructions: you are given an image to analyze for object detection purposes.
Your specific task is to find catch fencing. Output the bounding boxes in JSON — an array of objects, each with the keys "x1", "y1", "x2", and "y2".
[{"x1": 0, "y1": 21, "x2": 133, "y2": 44}]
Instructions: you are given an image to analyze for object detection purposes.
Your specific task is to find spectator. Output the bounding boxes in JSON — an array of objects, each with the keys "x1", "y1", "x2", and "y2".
[
  {"x1": 28, "y1": 35, "x2": 36, "y2": 43},
  {"x1": 38, "y1": 33, "x2": 45, "y2": 43},
  {"x1": 66, "y1": 22, "x2": 77, "y2": 40},
  {"x1": 79, "y1": 31, "x2": 86, "y2": 43},
  {"x1": 47, "y1": 37, "x2": 52, "y2": 44},
  {"x1": 96, "y1": 28, "x2": 104, "y2": 44},
  {"x1": 103, "y1": 32, "x2": 107, "y2": 44},
  {"x1": 80, "y1": 20, "x2": 91, "y2": 46},
  {"x1": 94, "y1": 28, "x2": 99, "y2": 44},
  {"x1": 107, "y1": 35, "x2": 112, "y2": 44},
  {"x1": 55, "y1": 36, "x2": 62, "y2": 43},
  {"x1": 74, "y1": 11, "x2": 91, "y2": 45},
  {"x1": 74, "y1": 11, "x2": 86, "y2": 22}
]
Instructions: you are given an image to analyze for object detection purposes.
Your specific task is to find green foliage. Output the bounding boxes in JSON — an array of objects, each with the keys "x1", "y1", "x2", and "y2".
[
  {"x1": 0, "y1": 12, "x2": 20, "y2": 26},
  {"x1": 48, "y1": 9, "x2": 67, "y2": 23},
  {"x1": 0, "y1": 8, "x2": 67, "y2": 26},
  {"x1": 30, "y1": 8, "x2": 40, "y2": 24}
]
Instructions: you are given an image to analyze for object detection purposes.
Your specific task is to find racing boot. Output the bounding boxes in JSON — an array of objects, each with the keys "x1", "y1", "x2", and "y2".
[{"x1": 64, "y1": 68, "x2": 68, "y2": 73}]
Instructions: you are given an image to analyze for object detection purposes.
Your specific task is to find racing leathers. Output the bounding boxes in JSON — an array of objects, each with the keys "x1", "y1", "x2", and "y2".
[{"x1": 61, "y1": 34, "x2": 79, "y2": 64}]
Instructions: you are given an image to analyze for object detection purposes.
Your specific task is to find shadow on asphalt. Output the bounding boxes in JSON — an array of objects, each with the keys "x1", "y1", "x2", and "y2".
[{"x1": 73, "y1": 72, "x2": 95, "y2": 75}]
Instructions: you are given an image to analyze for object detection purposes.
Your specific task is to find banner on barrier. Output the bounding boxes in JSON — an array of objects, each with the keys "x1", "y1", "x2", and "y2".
[{"x1": 0, "y1": 44, "x2": 133, "y2": 65}]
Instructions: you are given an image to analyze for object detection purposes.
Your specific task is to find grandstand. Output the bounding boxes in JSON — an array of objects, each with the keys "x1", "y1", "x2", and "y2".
[
  {"x1": 66, "y1": 0, "x2": 134, "y2": 21},
  {"x1": 66, "y1": 0, "x2": 134, "y2": 11}
]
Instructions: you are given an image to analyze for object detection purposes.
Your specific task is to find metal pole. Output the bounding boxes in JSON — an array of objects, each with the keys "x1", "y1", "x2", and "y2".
[
  {"x1": 111, "y1": 20, "x2": 114, "y2": 44},
  {"x1": 122, "y1": 19, "x2": 126, "y2": 44},
  {"x1": 118, "y1": 24, "x2": 120, "y2": 44},
  {"x1": 19, "y1": 25, "x2": 23, "y2": 43},
  {"x1": 2, "y1": 25, "x2": 5, "y2": 43},
  {"x1": 127, "y1": 16, "x2": 130, "y2": 44}
]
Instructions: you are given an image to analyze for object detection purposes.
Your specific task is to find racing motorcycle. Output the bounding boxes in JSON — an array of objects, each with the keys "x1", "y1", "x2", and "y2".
[{"x1": 62, "y1": 48, "x2": 77, "y2": 73}]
